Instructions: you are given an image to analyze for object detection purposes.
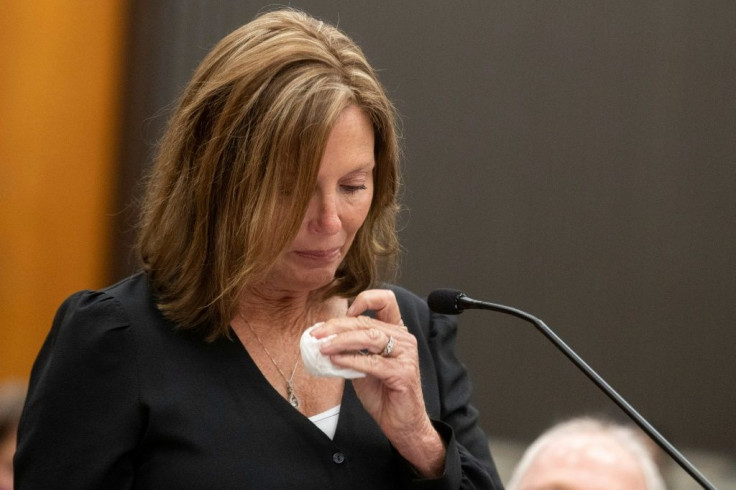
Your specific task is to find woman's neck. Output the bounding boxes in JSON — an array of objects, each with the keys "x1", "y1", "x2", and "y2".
[{"x1": 236, "y1": 285, "x2": 347, "y2": 337}]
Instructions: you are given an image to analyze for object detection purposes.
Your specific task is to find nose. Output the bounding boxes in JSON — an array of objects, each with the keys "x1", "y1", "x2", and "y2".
[{"x1": 307, "y1": 191, "x2": 341, "y2": 234}]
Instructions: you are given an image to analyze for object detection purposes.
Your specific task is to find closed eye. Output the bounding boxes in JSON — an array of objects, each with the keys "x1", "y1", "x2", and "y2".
[{"x1": 341, "y1": 184, "x2": 368, "y2": 194}]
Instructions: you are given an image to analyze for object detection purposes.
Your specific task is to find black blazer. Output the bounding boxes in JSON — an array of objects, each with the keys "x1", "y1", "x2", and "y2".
[{"x1": 15, "y1": 273, "x2": 503, "y2": 489}]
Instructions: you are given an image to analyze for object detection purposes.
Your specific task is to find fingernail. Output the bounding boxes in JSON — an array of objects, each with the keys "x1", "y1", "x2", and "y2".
[{"x1": 310, "y1": 322, "x2": 325, "y2": 337}]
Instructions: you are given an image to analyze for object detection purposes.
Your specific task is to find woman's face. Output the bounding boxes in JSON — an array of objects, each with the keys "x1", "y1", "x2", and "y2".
[{"x1": 264, "y1": 105, "x2": 375, "y2": 295}]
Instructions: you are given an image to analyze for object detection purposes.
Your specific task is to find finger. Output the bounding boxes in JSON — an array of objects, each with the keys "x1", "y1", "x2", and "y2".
[
  {"x1": 312, "y1": 314, "x2": 399, "y2": 338},
  {"x1": 319, "y1": 326, "x2": 397, "y2": 356},
  {"x1": 348, "y1": 289, "x2": 402, "y2": 325},
  {"x1": 329, "y1": 346, "x2": 417, "y2": 383},
  {"x1": 329, "y1": 351, "x2": 392, "y2": 377},
  {"x1": 308, "y1": 315, "x2": 375, "y2": 339}
]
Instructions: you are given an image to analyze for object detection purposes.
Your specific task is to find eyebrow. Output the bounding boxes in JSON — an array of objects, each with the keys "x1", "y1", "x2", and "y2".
[{"x1": 345, "y1": 162, "x2": 375, "y2": 175}]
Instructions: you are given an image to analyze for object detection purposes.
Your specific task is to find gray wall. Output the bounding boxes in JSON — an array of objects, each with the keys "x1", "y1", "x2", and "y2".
[{"x1": 115, "y1": 0, "x2": 736, "y2": 461}]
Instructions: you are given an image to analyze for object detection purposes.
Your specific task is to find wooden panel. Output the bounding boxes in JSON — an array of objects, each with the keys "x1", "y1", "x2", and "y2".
[{"x1": 0, "y1": 1, "x2": 127, "y2": 378}]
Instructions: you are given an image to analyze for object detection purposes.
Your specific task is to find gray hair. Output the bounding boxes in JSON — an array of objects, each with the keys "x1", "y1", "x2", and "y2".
[{"x1": 507, "y1": 417, "x2": 666, "y2": 490}]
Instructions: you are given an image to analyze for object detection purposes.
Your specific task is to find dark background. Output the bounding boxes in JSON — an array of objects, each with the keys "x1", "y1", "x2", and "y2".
[{"x1": 114, "y1": 0, "x2": 736, "y2": 463}]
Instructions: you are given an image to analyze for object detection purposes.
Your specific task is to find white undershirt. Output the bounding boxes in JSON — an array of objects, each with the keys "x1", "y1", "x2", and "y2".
[{"x1": 308, "y1": 404, "x2": 341, "y2": 440}]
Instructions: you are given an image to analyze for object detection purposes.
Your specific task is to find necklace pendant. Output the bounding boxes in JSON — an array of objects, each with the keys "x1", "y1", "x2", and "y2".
[{"x1": 287, "y1": 384, "x2": 299, "y2": 408}]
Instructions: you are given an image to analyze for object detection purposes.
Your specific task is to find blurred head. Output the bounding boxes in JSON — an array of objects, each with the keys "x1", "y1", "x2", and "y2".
[
  {"x1": 0, "y1": 381, "x2": 26, "y2": 490},
  {"x1": 138, "y1": 9, "x2": 400, "y2": 339},
  {"x1": 507, "y1": 417, "x2": 665, "y2": 490}
]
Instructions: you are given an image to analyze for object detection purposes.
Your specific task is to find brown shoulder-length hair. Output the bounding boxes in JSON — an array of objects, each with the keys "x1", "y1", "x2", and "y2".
[{"x1": 137, "y1": 9, "x2": 401, "y2": 340}]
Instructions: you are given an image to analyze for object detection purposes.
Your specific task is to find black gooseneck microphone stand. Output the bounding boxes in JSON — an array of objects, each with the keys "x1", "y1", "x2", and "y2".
[{"x1": 428, "y1": 289, "x2": 716, "y2": 490}]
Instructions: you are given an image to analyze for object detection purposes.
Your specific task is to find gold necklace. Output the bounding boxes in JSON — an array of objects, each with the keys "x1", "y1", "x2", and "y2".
[{"x1": 241, "y1": 316, "x2": 301, "y2": 408}]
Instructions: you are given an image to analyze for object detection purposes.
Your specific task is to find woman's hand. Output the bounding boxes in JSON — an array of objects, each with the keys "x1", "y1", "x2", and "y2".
[{"x1": 311, "y1": 289, "x2": 446, "y2": 478}]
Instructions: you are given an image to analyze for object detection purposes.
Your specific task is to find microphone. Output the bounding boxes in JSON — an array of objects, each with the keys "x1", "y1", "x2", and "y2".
[{"x1": 428, "y1": 288, "x2": 715, "y2": 490}]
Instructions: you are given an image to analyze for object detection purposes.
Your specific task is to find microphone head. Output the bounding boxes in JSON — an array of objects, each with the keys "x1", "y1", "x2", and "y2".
[{"x1": 427, "y1": 289, "x2": 466, "y2": 315}]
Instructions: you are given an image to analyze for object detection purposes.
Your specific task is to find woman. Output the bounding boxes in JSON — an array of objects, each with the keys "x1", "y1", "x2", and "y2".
[{"x1": 15, "y1": 9, "x2": 503, "y2": 489}]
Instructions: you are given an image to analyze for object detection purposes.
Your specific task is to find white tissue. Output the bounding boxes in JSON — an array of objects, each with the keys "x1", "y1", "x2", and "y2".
[{"x1": 300, "y1": 323, "x2": 365, "y2": 379}]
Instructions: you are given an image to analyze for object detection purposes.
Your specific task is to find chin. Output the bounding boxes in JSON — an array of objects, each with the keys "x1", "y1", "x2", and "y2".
[
  {"x1": 300, "y1": 271, "x2": 339, "y2": 292},
  {"x1": 268, "y1": 267, "x2": 337, "y2": 295}
]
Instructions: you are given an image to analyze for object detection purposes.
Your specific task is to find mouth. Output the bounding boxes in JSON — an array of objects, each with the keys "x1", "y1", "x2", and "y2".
[{"x1": 293, "y1": 247, "x2": 342, "y2": 262}]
